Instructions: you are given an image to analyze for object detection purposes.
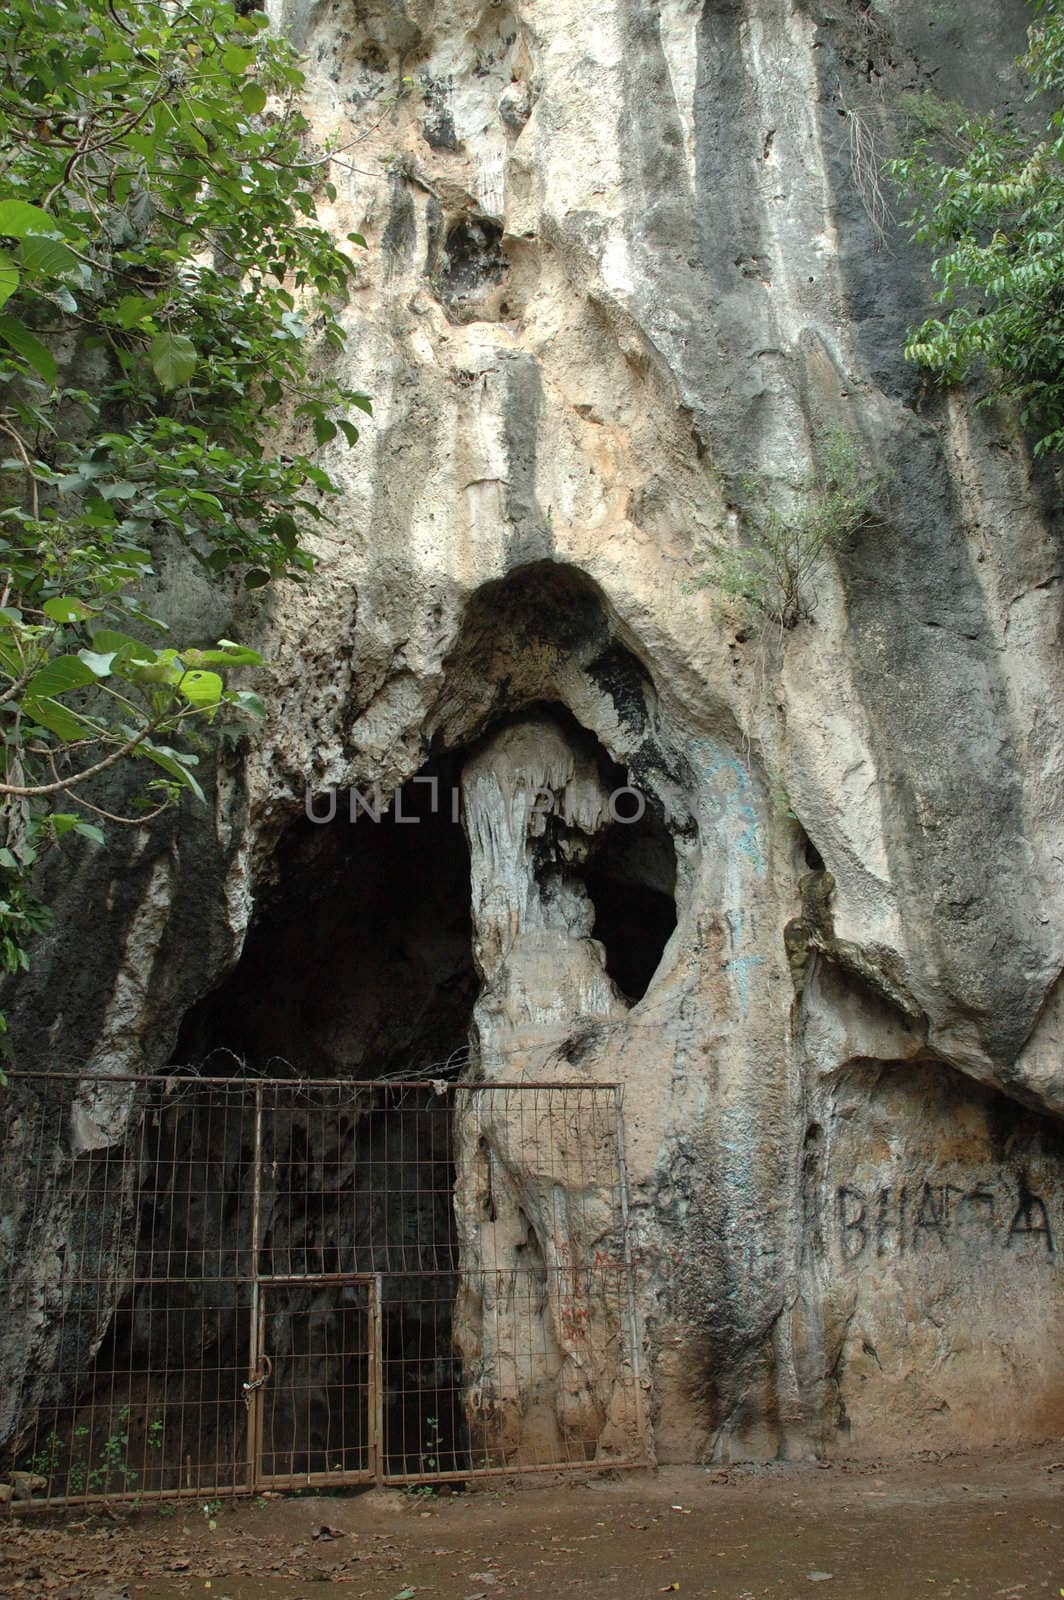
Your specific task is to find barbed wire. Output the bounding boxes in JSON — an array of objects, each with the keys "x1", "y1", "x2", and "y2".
[{"x1": 17, "y1": 1010, "x2": 674, "y2": 1104}]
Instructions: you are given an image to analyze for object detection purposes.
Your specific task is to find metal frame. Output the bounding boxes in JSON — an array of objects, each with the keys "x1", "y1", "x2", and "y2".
[
  {"x1": 2, "y1": 1073, "x2": 649, "y2": 1507},
  {"x1": 254, "y1": 1274, "x2": 378, "y2": 1490}
]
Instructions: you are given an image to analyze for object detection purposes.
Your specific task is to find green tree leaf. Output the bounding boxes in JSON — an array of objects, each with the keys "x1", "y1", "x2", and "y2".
[
  {"x1": 184, "y1": 641, "x2": 263, "y2": 667},
  {"x1": 45, "y1": 814, "x2": 82, "y2": 838},
  {"x1": 221, "y1": 44, "x2": 255, "y2": 74},
  {"x1": 0, "y1": 199, "x2": 55, "y2": 239},
  {"x1": 23, "y1": 697, "x2": 99, "y2": 742},
  {"x1": 19, "y1": 235, "x2": 77, "y2": 276},
  {"x1": 0, "y1": 313, "x2": 56, "y2": 384},
  {"x1": 242, "y1": 81, "x2": 268, "y2": 114},
  {"x1": 135, "y1": 739, "x2": 205, "y2": 802},
  {"x1": 90, "y1": 629, "x2": 158, "y2": 663},
  {"x1": 114, "y1": 295, "x2": 154, "y2": 329},
  {"x1": 77, "y1": 648, "x2": 116, "y2": 677},
  {"x1": 42, "y1": 596, "x2": 95, "y2": 623},
  {"x1": 178, "y1": 668, "x2": 223, "y2": 706},
  {"x1": 26, "y1": 655, "x2": 97, "y2": 696},
  {"x1": 0, "y1": 251, "x2": 18, "y2": 310},
  {"x1": 149, "y1": 331, "x2": 197, "y2": 389}
]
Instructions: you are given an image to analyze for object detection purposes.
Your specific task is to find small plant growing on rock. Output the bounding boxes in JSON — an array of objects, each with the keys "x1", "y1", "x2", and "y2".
[{"x1": 696, "y1": 429, "x2": 881, "y2": 631}]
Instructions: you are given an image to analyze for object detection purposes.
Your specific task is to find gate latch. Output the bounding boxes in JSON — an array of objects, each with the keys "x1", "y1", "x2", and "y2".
[{"x1": 242, "y1": 1353, "x2": 272, "y2": 1408}]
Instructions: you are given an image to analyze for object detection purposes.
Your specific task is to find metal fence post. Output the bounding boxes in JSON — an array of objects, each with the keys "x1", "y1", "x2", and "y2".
[{"x1": 245, "y1": 1082, "x2": 264, "y2": 1491}]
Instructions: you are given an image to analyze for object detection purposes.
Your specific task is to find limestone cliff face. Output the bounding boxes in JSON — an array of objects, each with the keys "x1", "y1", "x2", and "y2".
[{"x1": 7, "y1": 0, "x2": 1064, "y2": 1461}]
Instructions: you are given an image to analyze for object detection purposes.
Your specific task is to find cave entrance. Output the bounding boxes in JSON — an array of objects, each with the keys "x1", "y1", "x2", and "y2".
[
  {"x1": 8, "y1": 1074, "x2": 648, "y2": 1506},
  {"x1": 7, "y1": 723, "x2": 663, "y2": 1507},
  {"x1": 577, "y1": 784, "x2": 678, "y2": 1004},
  {"x1": 174, "y1": 755, "x2": 478, "y2": 1078},
  {"x1": 168, "y1": 760, "x2": 477, "y2": 1484},
  {"x1": 502, "y1": 703, "x2": 679, "y2": 1006}
]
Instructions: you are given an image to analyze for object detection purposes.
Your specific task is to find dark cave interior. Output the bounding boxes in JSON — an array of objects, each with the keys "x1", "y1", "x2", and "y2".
[
  {"x1": 581, "y1": 801, "x2": 677, "y2": 1002},
  {"x1": 504, "y1": 704, "x2": 678, "y2": 1005},
  {"x1": 175, "y1": 752, "x2": 477, "y2": 1079}
]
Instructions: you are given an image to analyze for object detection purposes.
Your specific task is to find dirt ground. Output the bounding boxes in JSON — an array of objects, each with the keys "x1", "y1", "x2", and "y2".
[{"x1": 3, "y1": 1443, "x2": 1064, "y2": 1600}]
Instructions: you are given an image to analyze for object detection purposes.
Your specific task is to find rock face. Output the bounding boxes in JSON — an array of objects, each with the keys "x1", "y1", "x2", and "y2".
[{"x1": 5, "y1": 0, "x2": 1064, "y2": 1466}]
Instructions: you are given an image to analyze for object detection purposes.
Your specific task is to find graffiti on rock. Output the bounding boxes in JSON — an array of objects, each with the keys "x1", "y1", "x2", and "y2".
[{"x1": 835, "y1": 1176, "x2": 1058, "y2": 1263}]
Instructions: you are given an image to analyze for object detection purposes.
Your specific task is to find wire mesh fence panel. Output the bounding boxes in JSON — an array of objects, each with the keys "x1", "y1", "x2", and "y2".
[
  {"x1": 1, "y1": 1073, "x2": 648, "y2": 1507},
  {"x1": 0, "y1": 1074, "x2": 258, "y2": 1506},
  {"x1": 9, "y1": 1296, "x2": 253, "y2": 1501},
  {"x1": 381, "y1": 1271, "x2": 466, "y2": 1477}
]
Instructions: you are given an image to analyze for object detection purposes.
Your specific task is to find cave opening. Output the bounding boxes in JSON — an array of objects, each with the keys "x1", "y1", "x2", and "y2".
[
  {"x1": 8, "y1": 560, "x2": 676, "y2": 1502},
  {"x1": 33, "y1": 672, "x2": 678, "y2": 1493},
  {"x1": 157, "y1": 754, "x2": 481, "y2": 1481},
  {"x1": 175, "y1": 750, "x2": 477, "y2": 1077},
  {"x1": 508, "y1": 703, "x2": 679, "y2": 1006},
  {"x1": 581, "y1": 802, "x2": 678, "y2": 1003}
]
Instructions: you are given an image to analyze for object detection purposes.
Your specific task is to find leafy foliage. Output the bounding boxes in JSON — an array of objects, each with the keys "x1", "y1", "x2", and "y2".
[
  {"x1": 696, "y1": 430, "x2": 880, "y2": 632},
  {"x1": 887, "y1": 0, "x2": 1064, "y2": 454},
  {"x1": 0, "y1": 0, "x2": 370, "y2": 1051}
]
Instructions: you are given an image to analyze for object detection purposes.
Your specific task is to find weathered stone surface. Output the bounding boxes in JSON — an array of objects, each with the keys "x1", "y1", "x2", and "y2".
[
  {"x1": 800, "y1": 1055, "x2": 1064, "y2": 1451},
  {"x1": 4, "y1": 0, "x2": 1064, "y2": 1467}
]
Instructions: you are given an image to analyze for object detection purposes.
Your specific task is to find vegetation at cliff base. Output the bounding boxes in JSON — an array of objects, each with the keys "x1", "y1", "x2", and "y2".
[
  {"x1": 0, "y1": 0, "x2": 369, "y2": 1054},
  {"x1": 889, "y1": 0, "x2": 1064, "y2": 455}
]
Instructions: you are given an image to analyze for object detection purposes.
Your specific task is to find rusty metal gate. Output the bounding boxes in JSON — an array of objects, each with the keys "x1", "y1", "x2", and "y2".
[{"x1": 1, "y1": 1074, "x2": 647, "y2": 1507}]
